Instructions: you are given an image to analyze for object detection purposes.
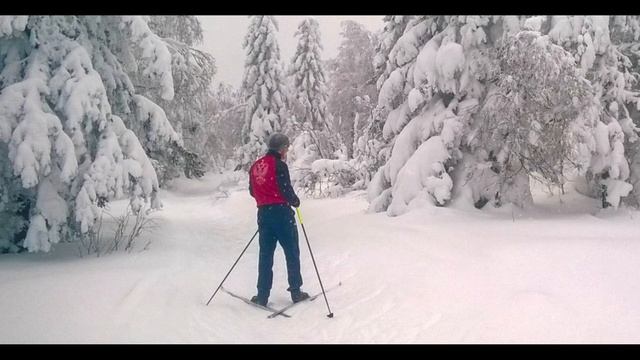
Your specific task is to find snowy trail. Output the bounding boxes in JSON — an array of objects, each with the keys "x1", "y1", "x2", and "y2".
[{"x1": 3, "y1": 173, "x2": 640, "y2": 343}]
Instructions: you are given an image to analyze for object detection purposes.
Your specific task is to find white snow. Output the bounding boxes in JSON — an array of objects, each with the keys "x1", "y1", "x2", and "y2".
[
  {"x1": 133, "y1": 95, "x2": 182, "y2": 146},
  {"x1": 602, "y1": 178, "x2": 632, "y2": 209},
  {"x1": 523, "y1": 16, "x2": 546, "y2": 32},
  {"x1": 23, "y1": 214, "x2": 49, "y2": 253},
  {"x1": 387, "y1": 135, "x2": 453, "y2": 215},
  {"x1": 6, "y1": 14, "x2": 640, "y2": 344},
  {"x1": 390, "y1": 20, "x2": 428, "y2": 68},
  {"x1": 0, "y1": 16, "x2": 28, "y2": 37},
  {"x1": 435, "y1": 41, "x2": 465, "y2": 81},
  {"x1": 378, "y1": 67, "x2": 405, "y2": 110},
  {"x1": 595, "y1": 121, "x2": 611, "y2": 156},
  {"x1": 502, "y1": 16, "x2": 521, "y2": 37},
  {"x1": 311, "y1": 158, "x2": 348, "y2": 175},
  {"x1": 580, "y1": 32, "x2": 596, "y2": 71},
  {"x1": 548, "y1": 16, "x2": 574, "y2": 45},
  {"x1": 29, "y1": 178, "x2": 68, "y2": 251},
  {"x1": 413, "y1": 36, "x2": 439, "y2": 89},
  {"x1": 3, "y1": 172, "x2": 640, "y2": 343},
  {"x1": 122, "y1": 16, "x2": 175, "y2": 101}
]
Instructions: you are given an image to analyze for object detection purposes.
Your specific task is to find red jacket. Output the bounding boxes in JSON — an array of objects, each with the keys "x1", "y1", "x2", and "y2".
[{"x1": 249, "y1": 150, "x2": 300, "y2": 207}]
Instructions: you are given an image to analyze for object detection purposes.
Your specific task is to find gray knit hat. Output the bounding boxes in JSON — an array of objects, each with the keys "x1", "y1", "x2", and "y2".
[{"x1": 268, "y1": 133, "x2": 290, "y2": 151}]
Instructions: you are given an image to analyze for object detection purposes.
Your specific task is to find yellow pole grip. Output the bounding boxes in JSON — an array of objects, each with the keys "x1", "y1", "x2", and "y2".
[{"x1": 296, "y1": 207, "x2": 303, "y2": 225}]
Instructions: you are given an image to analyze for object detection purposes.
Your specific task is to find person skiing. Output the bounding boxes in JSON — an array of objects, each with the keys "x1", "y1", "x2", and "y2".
[{"x1": 248, "y1": 133, "x2": 310, "y2": 306}]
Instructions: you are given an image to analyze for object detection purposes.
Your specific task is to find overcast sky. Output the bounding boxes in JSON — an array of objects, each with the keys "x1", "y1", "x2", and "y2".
[{"x1": 197, "y1": 16, "x2": 384, "y2": 89}]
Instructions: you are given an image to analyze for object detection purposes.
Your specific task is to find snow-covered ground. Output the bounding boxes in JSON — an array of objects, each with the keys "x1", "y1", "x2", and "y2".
[{"x1": 2, "y1": 172, "x2": 640, "y2": 343}]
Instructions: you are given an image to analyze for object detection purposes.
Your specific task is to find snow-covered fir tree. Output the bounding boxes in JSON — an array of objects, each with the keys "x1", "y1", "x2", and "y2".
[
  {"x1": 206, "y1": 83, "x2": 245, "y2": 170},
  {"x1": 286, "y1": 20, "x2": 379, "y2": 197},
  {"x1": 135, "y1": 16, "x2": 215, "y2": 183},
  {"x1": 373, "y1": 16, "x2": 413, "y2": 90},
  {"x1": 367, "y1": 15, "x2": 456, "y2": 215},
  {"x1": 366, "y1": 16, "x2": 526, "y2": 215},
  {"x1": 0, "y1": 16, "x2": 180, "y2": 252},
  {"x1": 367, "y1": 16, "x2": 640, "y2": 215},
  {"x1": 326, "y1": 20, "x2": 378, "y2": 160},
  {"x1": 289, "y1": 18, "x2": 331, "y2": 157},
  {"x1": 147, "y1": 16, "x2": 203, "y2": 47},
  {"x1": 522, "y1": 16, "x2": 640, "y2": 209},
  {"x1": 236, "y1": 16, "x2": 287, "y2": 169},
  {"x1": 472, "y1": 29, "x2": 598, "y2": 209},
  {"x1": 287, "y1": 18, "x2": 334, "y2": 192},
  {"x1": 611, "y1": 16, "x2": 640, "y2": 207},
  {"x1": 354, "y1": 16, "x2": 414, "y2": 190}
]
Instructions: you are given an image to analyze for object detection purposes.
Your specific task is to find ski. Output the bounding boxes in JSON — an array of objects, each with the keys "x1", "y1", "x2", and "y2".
[
  {"x1": 267, "y1": 282, "x2": 342, "y2": 319},
  {"x1": 220, "y1": 286, "x2": 291, "y2": 318}
]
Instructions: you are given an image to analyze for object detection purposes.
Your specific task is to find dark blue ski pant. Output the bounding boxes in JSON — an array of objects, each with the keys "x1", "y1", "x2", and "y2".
[{"x1": 256, "y1": 204, "x2": 303, "y2": 297}]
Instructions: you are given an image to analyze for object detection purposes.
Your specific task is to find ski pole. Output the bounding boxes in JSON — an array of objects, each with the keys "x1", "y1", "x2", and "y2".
[
  {"x1": 296, "y1": 207, "x2": 334, "y2": 318},
  {"x1": 206, "y1": 229, "x2": 259, "y2": 306}
]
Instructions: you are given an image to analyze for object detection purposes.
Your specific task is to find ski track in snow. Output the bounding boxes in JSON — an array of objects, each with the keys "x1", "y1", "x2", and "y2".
[{"x1": 4, "y1": 174, "x2": 640, "y2": 343}]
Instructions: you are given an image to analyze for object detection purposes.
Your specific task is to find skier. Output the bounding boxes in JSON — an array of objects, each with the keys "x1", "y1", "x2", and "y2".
[{"x1": 248, "y1": 133, "x2": 310, "y2": 306}]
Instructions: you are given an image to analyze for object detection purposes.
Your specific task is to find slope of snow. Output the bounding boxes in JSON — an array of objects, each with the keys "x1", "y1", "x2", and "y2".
[{"x1": 2, "y1": 172, "x2": 640, "y2": 343}]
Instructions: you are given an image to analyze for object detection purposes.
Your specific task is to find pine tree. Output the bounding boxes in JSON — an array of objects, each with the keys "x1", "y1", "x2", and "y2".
[
  {"x1": 206, "y1": 83, "x2": 245, "y2": 170},
  {"x1": 367, "y1": 16, "x2": 529, "y2": 215},
  {"x1": 367, "y1": 16, "x2": 452, "y2": 214},
  {"x1": 612, "y1": 16, "x2": 640, "y2": 207},
  {"x1": 237, "y1": 16, "x2": 287, "y2": 169},
  {"x1": 530, "y1": 16, "x2": 640, "y2": 209},
  {"x1": 367, "y1": 16, "x2": 640, "y2": 215},
  {"x1": 326, "y1": 20, "x2": 378, "y2": 160},
  {"x1": 136, "y1": 16, "x2": 215, "y2": 183},
  {"x1": 355, "y1": 16, "x2": 414, "y2": 186},
  {"x1": 0, "y1": 16, "x2": 179, "y2": 252},
  {"x1": 288, "y1": 18, "x2": 332, "y2": 169},
  {"x1": 473, "y1": 29, "x2": 598, "y2": 208},
  {"x1": 373, "y1": 16, "x2": 413, "y2": 90}
]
